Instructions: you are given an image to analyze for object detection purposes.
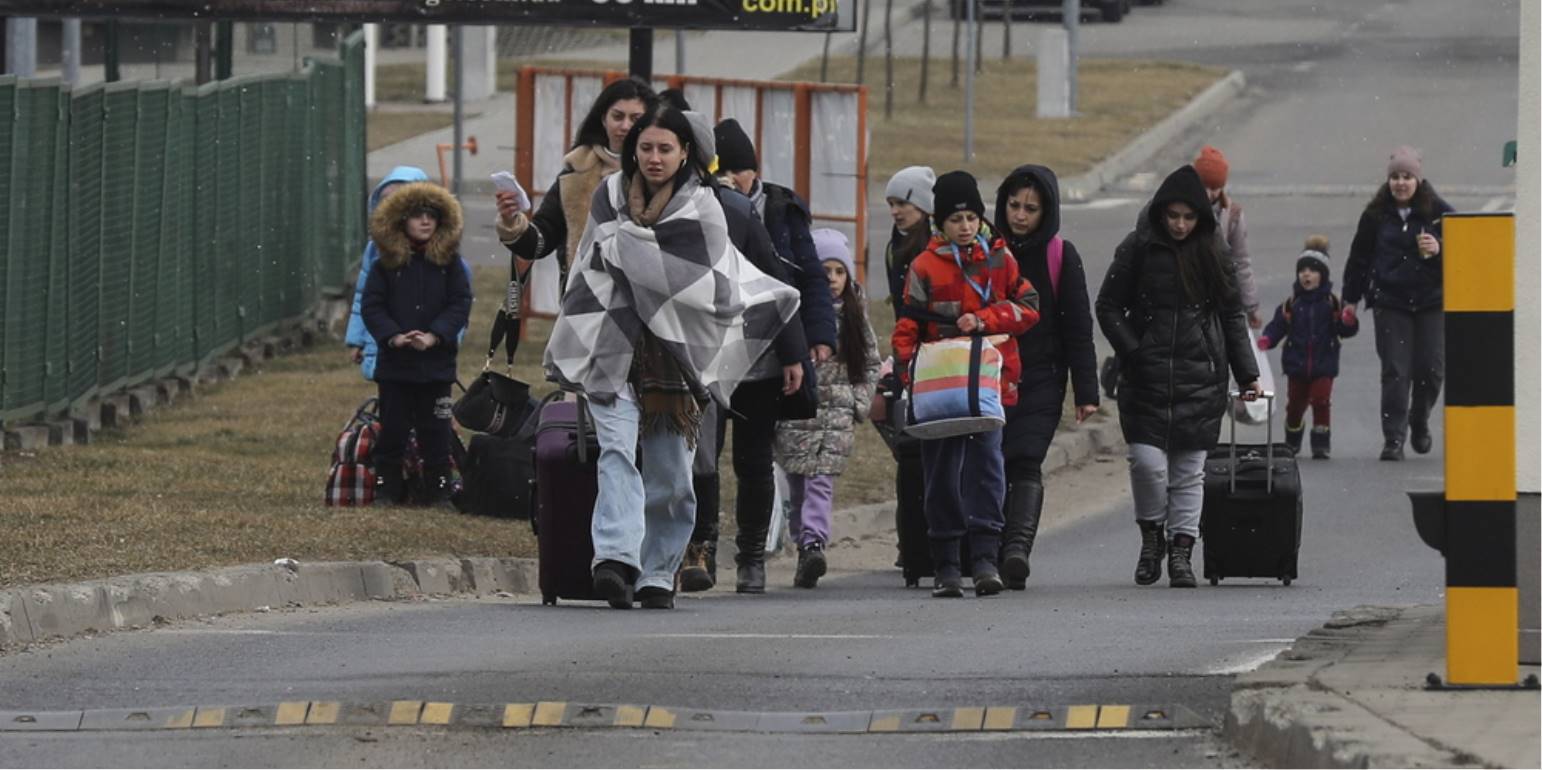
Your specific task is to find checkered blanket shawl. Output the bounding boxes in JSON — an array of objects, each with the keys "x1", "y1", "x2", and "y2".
[{"x1": 543, "y1": 173, "x2": 800, "y2": 406}]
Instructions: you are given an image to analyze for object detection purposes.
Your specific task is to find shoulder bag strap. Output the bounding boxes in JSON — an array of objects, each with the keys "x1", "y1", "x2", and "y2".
[{"x1": 1047, "y1": 235, "x2": 1064, "y2": 298}]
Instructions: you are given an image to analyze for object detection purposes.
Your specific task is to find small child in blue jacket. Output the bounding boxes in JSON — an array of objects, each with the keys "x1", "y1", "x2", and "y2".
[{"x1": 1258, "y1": 235, "x2": 1359, "y2": 459}]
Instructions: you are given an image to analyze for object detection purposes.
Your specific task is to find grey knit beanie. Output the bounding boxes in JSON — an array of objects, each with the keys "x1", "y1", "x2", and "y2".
[{"x1": 885, "y1": 165, "x2": 936, "y2": 214}]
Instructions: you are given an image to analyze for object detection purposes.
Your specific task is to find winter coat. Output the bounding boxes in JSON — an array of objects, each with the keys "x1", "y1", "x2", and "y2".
[
  {"x1": 892, "y1": 233, "x2": 1041, "y2": 407},
  {"x1": 758, "y1": 181, "x2": 839, "y2": 352},
  {"x1": 885, "y1": 224, "x2": 932, "y2": 313},
  {"x1": 346, "y1": 166, "x2": 473, "y2": 381},
  {"x1": 1260, "y1": 280, "x2": 1359, "y2": 380},
  {"x1": 1133, "y1": 196, "x2": 1256, "y2": 314},
  {"x1": 1342, "y1": 186, "x2": 1453, "y2": 312},
  {"x1": 499, "y1": 145, "x2": 620, "y2": 287},
  {"x1": 361, "y1": 183, "x2": 474, "y2": 384},
  {"x1": 718, "y1": 184, "x2": 810, "y2": 383},
  {"x1": 773, "y1": 303, "x2": 882, "y2": 476},
  {"x1": 993, "y1": 164, "x2": 1100, "y2": 407},
  {"x1": 1095, "y1": 166, "x2": 1258, "y2": 452}
]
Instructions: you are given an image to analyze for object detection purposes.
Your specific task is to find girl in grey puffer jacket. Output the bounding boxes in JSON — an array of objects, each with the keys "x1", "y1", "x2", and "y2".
[{"x1": 774, "y1": 229, "x2": 882, "y2": 589}]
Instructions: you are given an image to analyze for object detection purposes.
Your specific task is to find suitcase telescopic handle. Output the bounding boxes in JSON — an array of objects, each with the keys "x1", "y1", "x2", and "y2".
[{"x1": 1228, "y1": 390, "x2": 1276, "y2": 494}]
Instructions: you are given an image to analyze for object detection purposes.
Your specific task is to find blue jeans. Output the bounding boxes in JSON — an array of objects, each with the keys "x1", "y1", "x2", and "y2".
[
  {"x1": 920, "y1": 428, "x2": 1006, "y2": 541},
  {"x1": 587, "y1": 395, "x2": 698, "y2": 592}
]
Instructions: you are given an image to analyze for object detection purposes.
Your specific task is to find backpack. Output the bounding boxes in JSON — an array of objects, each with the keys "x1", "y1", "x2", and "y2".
[{"x1": 325, "y1": 398, "x2": 381, "y2": 506}]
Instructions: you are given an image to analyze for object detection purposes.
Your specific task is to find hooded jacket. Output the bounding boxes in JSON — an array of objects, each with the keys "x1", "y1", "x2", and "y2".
[
  {"x1": 347, "y1": 166, "x2": 472, "y2": 381},
  {"x1": 1095, "y1": 166, "x2": 1258, "y2": 451},
  {"x1": 1260, "y1": 273, "x2": 1359, "y2": 380},
  {"x1": 993, "y1": 164, "x2": 1100, "y2": 408},
  {"x1": 361, "y1": 183, "x2": 474, "y2": 384},
  {"x1": 756, "y1": 180, "x2": 839, "y2": 352},
  {"x1": 1341, "y1": 184, "x2": 1453, "y2": 312}
]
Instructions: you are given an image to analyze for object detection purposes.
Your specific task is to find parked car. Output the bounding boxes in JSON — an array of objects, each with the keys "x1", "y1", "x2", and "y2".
[{"x1": 949, "y1": 0, "x2": 1132, "y2": 23}]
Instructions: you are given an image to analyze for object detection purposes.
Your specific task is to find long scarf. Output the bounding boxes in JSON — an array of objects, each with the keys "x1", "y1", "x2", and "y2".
[{"x1": 544, "y1": 172, "x2": 801, "y2": 442}]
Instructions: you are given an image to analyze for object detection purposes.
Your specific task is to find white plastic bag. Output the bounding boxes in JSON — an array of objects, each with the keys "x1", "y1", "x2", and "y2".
[
  {"x1": 1232, "y1": 326, "x2": 1276, "y2": 425},
  {"x1": 766, "y1": 463, "x2": 793, "y2": 556}
]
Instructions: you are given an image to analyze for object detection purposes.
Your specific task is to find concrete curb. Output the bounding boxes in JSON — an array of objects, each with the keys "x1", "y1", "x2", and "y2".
[
  {"x1": 0, "y1": 556, "x2": 541, "y2": 651},
  {"x1": 1061, "y1": 70, "x2": 1247, "y2": 202},
  {"x1": 1224, "y1": 605, "x2": 1466, "y2": 769}
]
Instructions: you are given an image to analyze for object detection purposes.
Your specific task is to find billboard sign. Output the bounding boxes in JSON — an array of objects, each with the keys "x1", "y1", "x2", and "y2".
[{"x1": 0, "y1": 0, "x2": 856, "y2": 31}]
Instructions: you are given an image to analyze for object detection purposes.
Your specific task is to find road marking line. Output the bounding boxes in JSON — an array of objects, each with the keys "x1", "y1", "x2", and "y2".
[
  {"x1": 532, "y1": 701, "x2": 566, "y2": 727},
  {"x1": 306, "y1": 702, "x2": 340, "y2": 725},
  {"x1": 387, "y1": 700, "x2": 422, "y2": 726},
  {"x1": 1064, "y1": 197, "x2": 1136, "y2": 211},
  {"x1": 643, "y1": 707, "x2": 677, "y2": 729},
  {"x1": 192, "y1": 708, "x2": 225, "y2": 728},
  {"x1": 1481, "y1": 197, "x2": 1508, "y2": 212},
  {"x1": 1097, "y1": 705, "x2": 1131, "y2": 729},
  {"x1": 1065, "y1": 705, "x2": 1098, "y2": 729},
  {"x1": 614, "y1": 705, "x2": 646, "y2": 728},
  {"x1": 275, "y1": 701, "x2": 309, "y2": 726},
  {"x1": 502, "y1": 704, "x2": 534, "y2": 728},
  {"x1": 640, "y1": 633, "x2": 894, "y2": 640},
  {"x1": 165, "y1": 709, "x2": 195, "y2": 729},
  {"x1": 420, "y1": 702, "x2": 454, "y2": 725},
  {"x1": 983, "y1": 707, "x2": 1016, "y2": 731}
]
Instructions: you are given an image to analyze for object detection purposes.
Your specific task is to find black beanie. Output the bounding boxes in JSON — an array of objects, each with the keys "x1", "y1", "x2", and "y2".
[
  {"x1": 932, "y1": 170, "x2": 985, "y2": 228},
  {"x1": 713, "y1": 118, "x2": 758, "y2": 172}
]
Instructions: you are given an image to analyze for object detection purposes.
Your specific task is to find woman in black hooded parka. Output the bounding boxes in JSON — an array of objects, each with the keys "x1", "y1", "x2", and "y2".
[
  {"x1": 993, "y1": 165, "x2": 1100, "y2": 590},
  {"x1": 1096, "y1": 165, "x2": 1260, "y2": 589}
]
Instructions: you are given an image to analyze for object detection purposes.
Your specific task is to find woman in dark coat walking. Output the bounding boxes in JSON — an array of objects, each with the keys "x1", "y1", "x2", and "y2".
[
  {"x1": 993, "y1": 165, "x2": 1100, "y2": 589},
  {"x1": 1341, "y1": 146, "x2": 1453, "y2": 461},
  {"x1": 1096, "y1": 165, "x2": 1260, "y2": 588}
]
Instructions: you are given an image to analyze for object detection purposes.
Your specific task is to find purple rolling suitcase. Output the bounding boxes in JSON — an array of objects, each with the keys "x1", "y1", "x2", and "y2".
[{"x1": 532, "y1": 395, "x2": 601, "y2": 605}]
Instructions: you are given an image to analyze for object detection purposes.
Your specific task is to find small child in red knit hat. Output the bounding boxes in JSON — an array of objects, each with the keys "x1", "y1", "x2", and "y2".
[{"x1": 1257, "y1": 235, "x2": 1360, "y2": 459}]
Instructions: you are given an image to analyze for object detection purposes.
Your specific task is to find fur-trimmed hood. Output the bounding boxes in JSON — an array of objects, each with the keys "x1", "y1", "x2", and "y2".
[{"x1": 369, "y1": 182, "x2": 463, "y2": 269}]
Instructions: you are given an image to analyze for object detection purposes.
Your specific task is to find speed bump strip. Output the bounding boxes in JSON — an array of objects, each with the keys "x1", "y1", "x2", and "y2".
[
  {"x1": 0, "y1": 711, "x2": 84, "y2": 731},
  {"x1": 306, "y1": 702, "x2": 341, "y2": 725},
  {"x1": 20, "y1": 701, "x2": 1211, "y2": 733},
  {"x1": 420, "y1": 702, "x2": 454, "y2": 725},
  {"x1": 532, "y1": 701, "x2": 566, "y2": 727},
  {"x1": 1096, "y1": 705, "x2": 1131, "y2": 729},
  {"x1": 502, "y1": 704, "x2": 535, "y2": 728},
  {"x1": 275, "y1": 701, "x2": 309, "y2": 726},
  {"x1": 387, "y1": 700, "x2": 422, "y2": 726},
  {"x1": 1064, "y1": 705, "x2": 1098, "y2": 729},
  {"x1": 192, "y1": 707, "x2": 226, "y2": 728}
]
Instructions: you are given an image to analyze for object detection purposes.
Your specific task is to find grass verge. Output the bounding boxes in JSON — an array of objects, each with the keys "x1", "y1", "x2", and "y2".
[
  {"x1": 367, "y1": 111, "x2": 457, "y2": 152},
  {"x1": 779, "y1": 56, "x2": 1226, "y2": 183}
]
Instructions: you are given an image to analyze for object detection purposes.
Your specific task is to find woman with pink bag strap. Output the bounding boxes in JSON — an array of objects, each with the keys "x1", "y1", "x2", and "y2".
[{"x1": 992, "y1": 164, "x2": 1102, "y2": 590}]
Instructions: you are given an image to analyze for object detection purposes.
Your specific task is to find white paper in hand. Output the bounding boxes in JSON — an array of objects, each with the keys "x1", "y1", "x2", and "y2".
[{"x1": 490, "y1": 171, "x2": 531, "y2": 213}]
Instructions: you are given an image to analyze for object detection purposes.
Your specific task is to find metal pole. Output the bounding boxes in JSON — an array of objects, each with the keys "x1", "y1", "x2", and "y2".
[
  {"x1": 452, "y1": 24, "x2": 464, "y2": 197},
  {"x1": 62, "y1": 18, "x2": 81, "y2": 84},
  {"x1": 363, "y1": 23, "x2": 377, "y2": 108},
  {"x1": 674, "y1": 28, "x2": 684, "y2": 74},
  {"x1": 194, "y1": 21, "x2": 212, "y2": 85},
  {"x1": 963, "y1": 0, "x2": 975, "y2": 160},
  {"x1": 426, "y1": 24, "x2": 447, "y2": 101},
  {"x1": 628, "y1": 28, "x2": 652, "y2": 81},
  {"x1": 105, "y1": 18, "x2": 122, "y2": 82},
  {"x1": 215, "y1": 21, "x2": 233, "y2": 80},
  {"x1": 5, "y1": 17, "x2": 36, "y2": 77},
  {"x1": 1063, "y1": 0, "x2": 1078, "y2": 113}
]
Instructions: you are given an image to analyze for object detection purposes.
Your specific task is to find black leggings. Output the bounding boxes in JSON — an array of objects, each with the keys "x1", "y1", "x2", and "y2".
[{"x1": 690, "y1": 377, "x2": 781, "y2": 557}]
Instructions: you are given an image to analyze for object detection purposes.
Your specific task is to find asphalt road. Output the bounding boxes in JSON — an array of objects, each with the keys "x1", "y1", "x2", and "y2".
[{"x1": 0, "y1": 1, "x2": 1520, "y2": 766}]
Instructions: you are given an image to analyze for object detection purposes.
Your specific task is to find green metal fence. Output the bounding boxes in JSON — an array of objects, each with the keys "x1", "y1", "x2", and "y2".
[{"x1": 0, "y1": 32, "x2": 366, "y2": 426}]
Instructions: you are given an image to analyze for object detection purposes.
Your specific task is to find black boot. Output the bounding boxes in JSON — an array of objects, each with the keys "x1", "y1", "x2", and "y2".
[
  {"x1": 970, "y1": 532, "x2": 1004, "y2": 596},
  {"x1": 421, "y1": 465, "x2": 454, "y2": 505},
  {"x1": 930, "y1": 539, "x2": 963, "y2": 598},
  {"x1": 1135, "y1": 521, "x2": 1166, "y2": 586},
  {"x1": 1000, "y1": 480, "x2": 1043, "y2": 590},
  {"x1": 735, "y1": 552, "x2": 766, "y2": 594},
  {"x1": 375, "y1": 464, "x2": 405, "y2": 505},
  {"x1": 592, "y1": 560, "x2": 635, "y2": 609},
  {"x1": 678, "y1": 542, "x2": 715, "y2": 593},
  {"x1": 1410, "y1": 425, "x2": 1433, "y2": 455},
  {"x1": 1284, "y1": 422, "x2": 1305, "y2": 456},
  {"x1": 1168, "y1": 534, "x2": 1197, "y2": 588},
  {"x1": 794, "y1": 542, "x2": 827, "y2": 589},
  {"x1": 1311, "y1": 426, "x2": 1331, "y2": 460},
  {"x1": 635, "y1": 586, "x2": 675, "y2": 610},
  {"x1": 1380, "y1": 440, "x2": 1404, "y2": 461}
]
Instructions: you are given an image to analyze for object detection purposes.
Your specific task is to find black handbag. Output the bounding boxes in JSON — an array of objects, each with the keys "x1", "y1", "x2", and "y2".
[
  {"x1": 776, "y1": 358, "x2": 819, "y2": 421},
  {"x1": 453, "y1": 270, "x2": 532, "y2": 436}
]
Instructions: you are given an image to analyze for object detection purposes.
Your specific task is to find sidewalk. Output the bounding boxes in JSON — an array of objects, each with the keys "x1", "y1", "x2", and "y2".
[{"x1": 1228, "y1": 605, "x2": 1541, "y2": 769}]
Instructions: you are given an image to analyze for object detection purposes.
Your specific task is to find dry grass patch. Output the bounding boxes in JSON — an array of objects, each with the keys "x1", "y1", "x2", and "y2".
[
  {"x1": 0, "y1": 266, "x2": 552, "y2": 589},
  {"x1": 367, "y1": 110, "x2": 456, "y2": 152},
  {"x1": 780, "y1": 56, "x2": 1225, "y2": 182}
]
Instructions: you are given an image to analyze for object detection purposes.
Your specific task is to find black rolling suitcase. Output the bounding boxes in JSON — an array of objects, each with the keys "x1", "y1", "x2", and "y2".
[{"x1": 1200, "y1": 392, "x2": 1303, "y2": 586}]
